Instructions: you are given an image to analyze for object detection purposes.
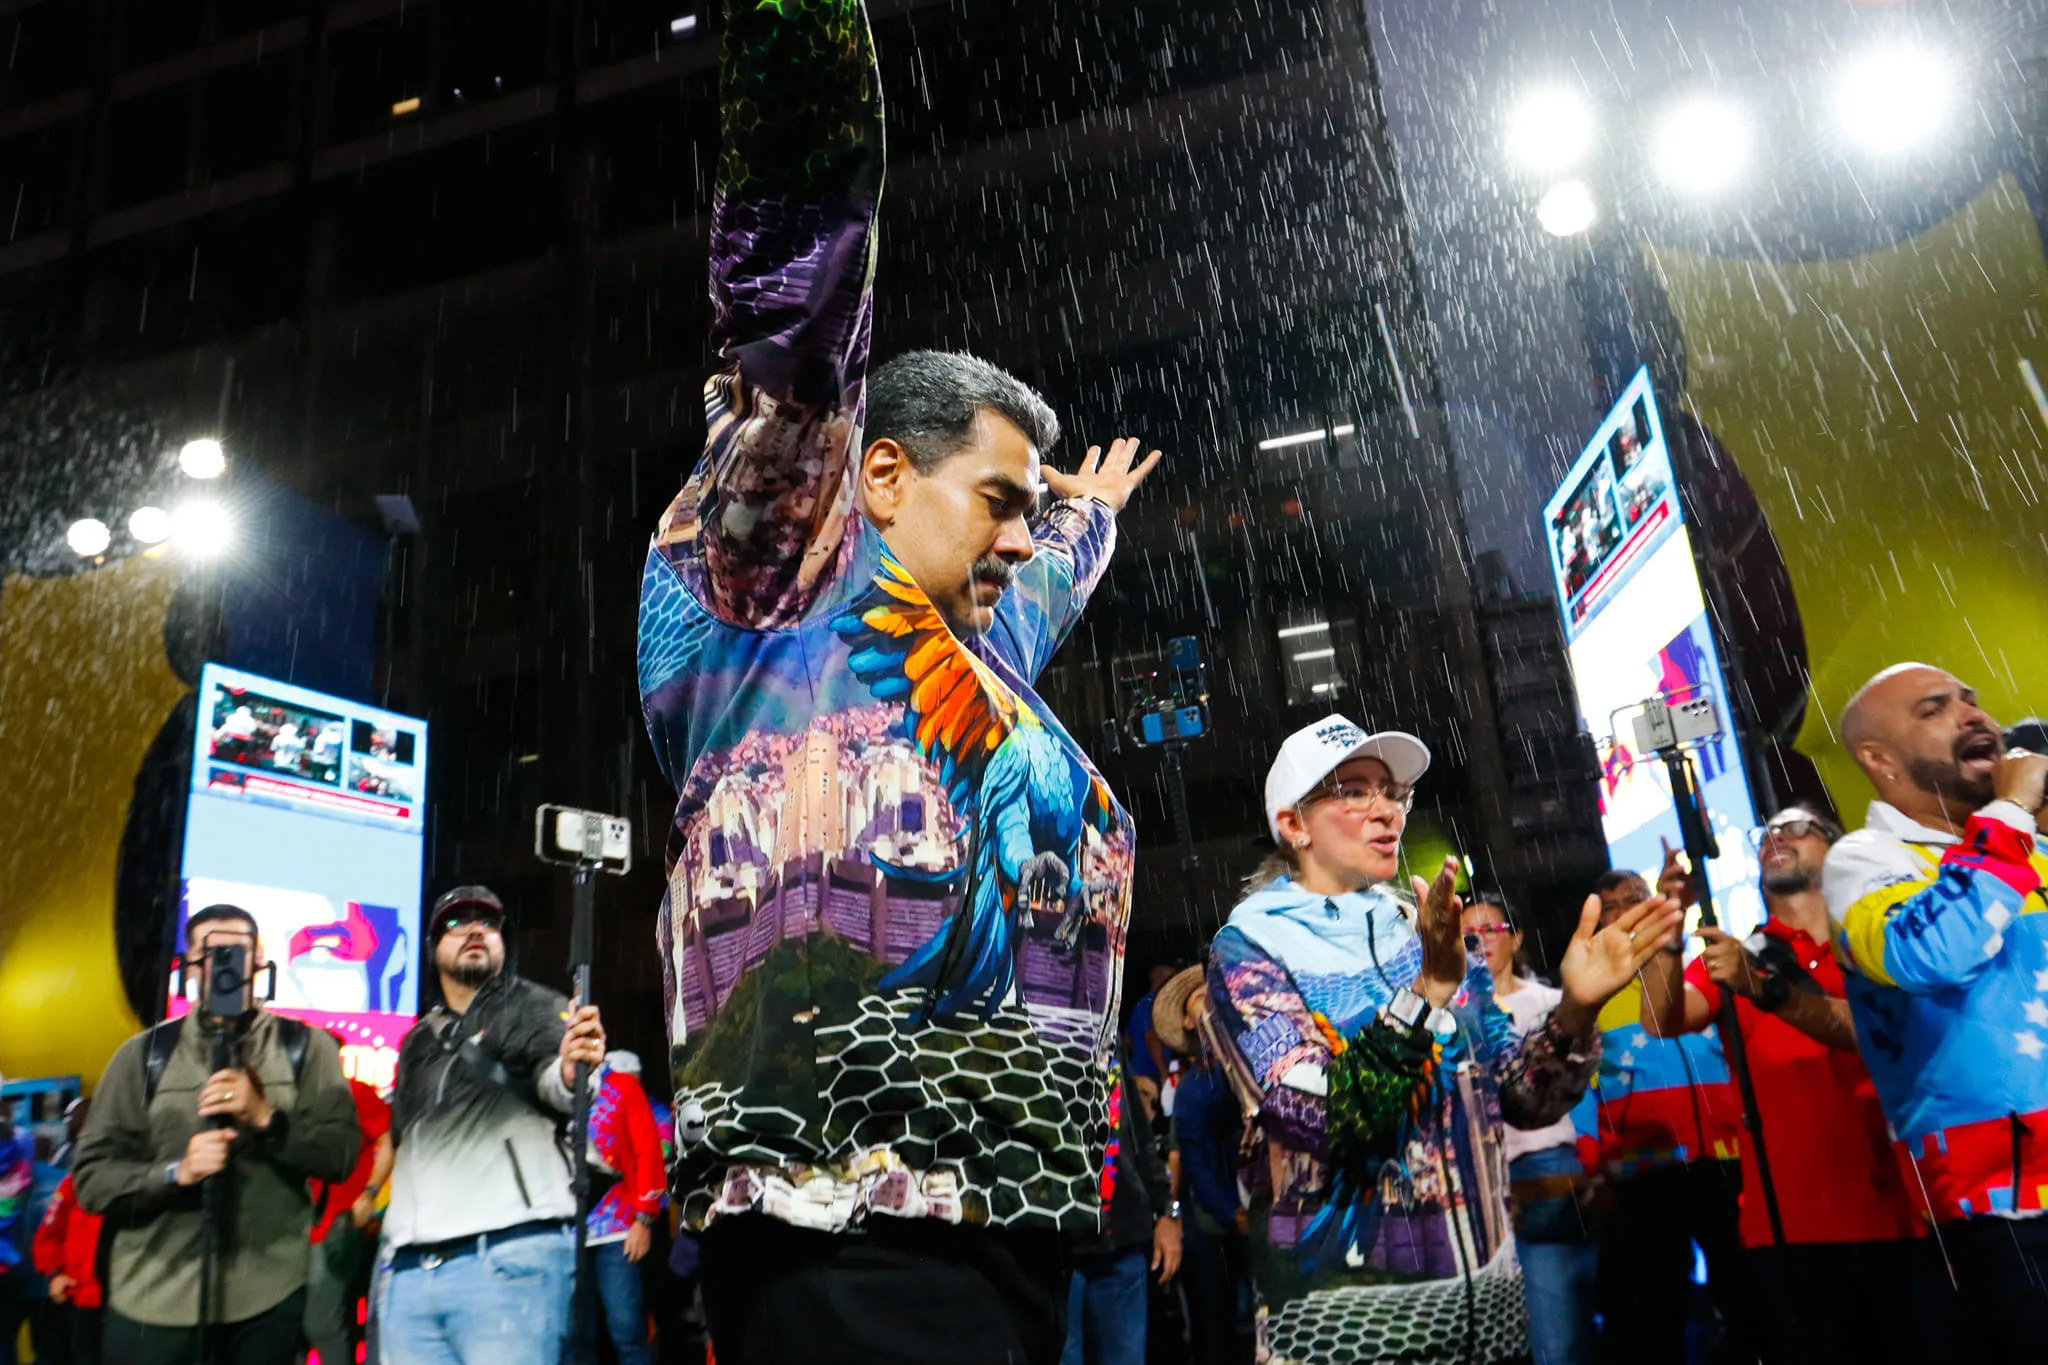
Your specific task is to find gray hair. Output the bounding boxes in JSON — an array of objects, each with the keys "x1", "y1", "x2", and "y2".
[{"x1": 865, "y1": 350, "x2": 1061, "y2": 472}]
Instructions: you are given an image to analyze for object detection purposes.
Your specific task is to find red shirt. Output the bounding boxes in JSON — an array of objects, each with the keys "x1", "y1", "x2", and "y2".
[
  {"x1": 1685, "y1": 920, "x2": 1921, "y2": 1247},
  {"x1": 312, "y1": 1078, "x2": 392, "y2": 1243},
  {"x1": 32, "y1": 1175, "x2": 102, "y2": 1309}
]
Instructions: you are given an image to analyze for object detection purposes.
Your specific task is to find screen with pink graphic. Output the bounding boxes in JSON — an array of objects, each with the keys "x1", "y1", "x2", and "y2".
[
  {"x1": 1544, "y1": 369, "x2": 1764, "y2": 940},
  {"x1": 175, "y1": 664, "x2": 427, "y2": 1091}
]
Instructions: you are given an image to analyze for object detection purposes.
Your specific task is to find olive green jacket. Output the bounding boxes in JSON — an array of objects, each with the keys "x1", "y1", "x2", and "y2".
[{"x1": 73, "y1": 1010, "x2": 359, "y2": 1327}]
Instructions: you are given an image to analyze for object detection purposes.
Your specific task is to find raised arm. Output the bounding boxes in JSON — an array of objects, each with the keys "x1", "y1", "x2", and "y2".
[
  {"x1": 652, "y1": 0, "x2": 885, "y2": 629},
  {"x1": 1828, "y1": 803, "x2": 2042, "y2": 994}
]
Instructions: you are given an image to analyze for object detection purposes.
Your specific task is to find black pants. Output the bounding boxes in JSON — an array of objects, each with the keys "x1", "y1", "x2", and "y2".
[
  {"x1": 1944, "y1": 1214, "x2": 2048, "y2": 1353},
  {"x1": 1750, "y1": 1238, "x2": 1959, "y2": 1364},
  {"x1": 1178, "y1": 1224, "x2": 1253, "y2": 1365},
  {"x1": 1597, "y1": 1161, "x2": 1763, "y2": 1365},
  {"x1": 699, "y1": 1214, "x2": 1070, "y2": 1365},
  {"x1": 101, "y1": 1288, "x2": 305, "y2": 1365}
]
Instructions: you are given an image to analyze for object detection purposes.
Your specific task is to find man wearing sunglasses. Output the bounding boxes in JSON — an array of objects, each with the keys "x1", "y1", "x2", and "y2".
[
  {"x1": 1639, "y1": 808, "x2": 1936, "y2": 1362},
  {"x1": 374, "y1": 886, "x2": 609, "y2": 1365}
]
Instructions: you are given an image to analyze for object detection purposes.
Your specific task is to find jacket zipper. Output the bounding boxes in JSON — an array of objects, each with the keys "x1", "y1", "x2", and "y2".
[{"x1": 505, "y1": 1138, "x2": 533, "y2": 1207}]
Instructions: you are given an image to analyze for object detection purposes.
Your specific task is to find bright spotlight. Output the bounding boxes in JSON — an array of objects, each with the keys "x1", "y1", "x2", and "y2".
[
  {"x1": 1537, "y1": 180, "x2": 1598, "y2": 236},
  {"x1": 66, "y1": 518, "x2": 111, "y2": 557},
  {"x1": 173, "y1": 502, "x2": 233, "y2": 558},
  {"x1": 1653, "y1": 99, "x2": 1750, "y2": 193},
  {"x1": 178, "y1": 438, "x2": 226, "y2": 479},
  {"x1": 1835, "y1": 46, "x2": 1956, "y2": 155},
  {"x1": 1505, "y1": 88, "x2": 1597, "y2": 172},
  {"x1": 128, "y1": 505, "x2": 172, "y2": 544}
]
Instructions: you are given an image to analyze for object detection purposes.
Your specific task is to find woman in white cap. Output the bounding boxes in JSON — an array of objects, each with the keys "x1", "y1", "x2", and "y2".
[{"x1": 1204, "y1": 715, "x2": 1681, "y2": 1365}]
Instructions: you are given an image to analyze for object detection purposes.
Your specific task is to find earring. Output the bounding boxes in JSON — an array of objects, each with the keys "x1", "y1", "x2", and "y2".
[{"x1": 1292, "y1": 838, "x2": 1309, "y2": 850}]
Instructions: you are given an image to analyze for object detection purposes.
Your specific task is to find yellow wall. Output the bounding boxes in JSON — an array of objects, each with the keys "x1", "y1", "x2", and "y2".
[
  {"x1": 0, "y1": 552, "x2": 187, "y2": 1090},
  {"x1": 1649, "y1": 175, "x2": 2048, "y2": 820}
]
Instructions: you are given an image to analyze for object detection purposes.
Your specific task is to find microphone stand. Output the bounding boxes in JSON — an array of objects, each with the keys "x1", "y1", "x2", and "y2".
[{"x1": 1660, "y1": 746, "x2": 1786, "y2": 1247}]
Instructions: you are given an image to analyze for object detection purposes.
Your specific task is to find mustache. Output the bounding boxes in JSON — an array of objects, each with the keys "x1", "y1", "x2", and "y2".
[
  {"x1": 1955, "y1": 723, "x2": 2002, "y2": 759},
  {"x1": 972, "y1": 556, "x2": 1017, "y2": 588}
]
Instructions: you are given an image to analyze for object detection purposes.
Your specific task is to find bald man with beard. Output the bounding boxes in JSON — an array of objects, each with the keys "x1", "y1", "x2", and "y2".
[{"x1": 1824, "y1": 662, "x2": 2048, "y2": 1352}]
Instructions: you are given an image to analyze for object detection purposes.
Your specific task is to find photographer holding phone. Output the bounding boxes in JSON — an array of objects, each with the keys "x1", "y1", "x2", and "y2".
[{"x1": 71, "y1": 904, "x2": 359, "y2": 1365}]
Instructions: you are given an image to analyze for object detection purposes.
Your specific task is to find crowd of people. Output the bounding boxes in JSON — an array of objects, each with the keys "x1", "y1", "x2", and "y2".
[{"x1": 4, "y1": 1, "x2": 2044, "y2": 1363}]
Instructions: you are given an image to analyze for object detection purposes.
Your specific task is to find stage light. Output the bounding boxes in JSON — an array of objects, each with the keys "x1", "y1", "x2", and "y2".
[
  {"x1": 1537, "y1": 180, "x2": 1598, "y2": 236},
  {"x1": 66, "y1": 518, "x2": 110, "y2": 557},
  {"x1": 392, "y1": 97, "x2": 422, "y2": 117},
  {"x1": 1505, "y1": 88, "x2": 1596, "y2": 173},
  {"x1": 173, "y1": 502, "x2": 233, "y2": 558},
  {"x1": 1654, "y1": 99, "x2": 1749, "y2": 193},
  {"x1": 1276, "y1": 622, "x2": 1330, "y2": 639},
  {"x1": 1292, "y1": 648, "x2": 1336, "y2": 662},
  {"x1": 178, "y1": 438, "x2": 226, "y2": 479},
  {"x1": 128, "y1": 506, "x2": 172, "y2": 544},
  {"x1": 1258, "y1": 428, "x2": 1327, "y2": 451},
  {"x1": 670, "y1": 14, "x2": 698, "y2": 35},
  {"x1": 1835, "y1": 45, "x2": 1956, "y2": 155}
]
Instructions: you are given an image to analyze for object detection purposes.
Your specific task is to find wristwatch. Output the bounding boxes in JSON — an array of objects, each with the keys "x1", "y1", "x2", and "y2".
[
  {"x1": 1159, "y1": 1200, "x2": 1182, "y2": 1221},
  {"x1": 163, "y1": 1161, "x2": 182, "y2": 1187},
  {"x1": 1385, "y1": 987, "x2": 1431, "y2": 1036}
]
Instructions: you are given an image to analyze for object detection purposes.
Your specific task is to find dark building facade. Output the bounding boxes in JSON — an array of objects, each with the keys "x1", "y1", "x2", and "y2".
[{"x1": 0, "y1": 0, "x2": 1606, "y2": 1054}]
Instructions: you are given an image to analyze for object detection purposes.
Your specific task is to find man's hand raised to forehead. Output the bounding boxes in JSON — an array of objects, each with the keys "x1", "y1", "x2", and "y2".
[{"x1": 1041, "y1": 436, "x2": 1163, "y2": 514}]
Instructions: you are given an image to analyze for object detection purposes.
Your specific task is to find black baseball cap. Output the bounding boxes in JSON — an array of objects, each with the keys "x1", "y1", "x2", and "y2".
[{"x1": 429, "y1": 885, "x2": 507, "y2": 944}]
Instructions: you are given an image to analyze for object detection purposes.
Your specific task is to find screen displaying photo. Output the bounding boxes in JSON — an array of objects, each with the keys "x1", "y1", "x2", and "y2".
[
  {"x1": 1543, "y1": 370, "x2": 1763, "y2": 941},
  {"x1": 179, "y1": 664, "x2": 428, "y2": 1090}
]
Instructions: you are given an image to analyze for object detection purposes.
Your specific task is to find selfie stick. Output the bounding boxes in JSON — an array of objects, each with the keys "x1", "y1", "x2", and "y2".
[
  {"x1": 1659, "y1": 745, "x2": 1787, "y2": 1247},
  {"x1": 194, "y1": 951, "x2": 240, "y2": 1365},
  {"x1": 533, "y1": 805, "x2": 631, "y2": 1365},
  {"x1": 568, "y1": 860, "x2": 597, "y2": 1365}
]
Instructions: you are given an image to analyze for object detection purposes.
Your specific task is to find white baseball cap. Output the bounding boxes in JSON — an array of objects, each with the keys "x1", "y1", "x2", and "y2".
[{"x1": 1263, "y1": 714, "x2": 1431, "y2": 840}]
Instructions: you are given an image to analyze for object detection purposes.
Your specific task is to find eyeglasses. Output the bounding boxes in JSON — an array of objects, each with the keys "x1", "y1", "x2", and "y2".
[
  {"x1": 1467, "y1": 922, "x2": 1516, "y2": 938},
  {"x1": 435, "y1": 911, "x2": 504, "y2": 938},
  {"x1": 1307, "y1": 777, "x2": 1416, "y2": 816},
  {"x1": 1746, "y1": 818, "x2": 1826, "y2": 848}
]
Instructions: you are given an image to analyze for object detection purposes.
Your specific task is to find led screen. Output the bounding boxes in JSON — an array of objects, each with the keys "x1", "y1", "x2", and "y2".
[
  {"x1": 1544, "y1": 367, "x2": 1763, "y2": 939},
  {"x1": 175, "y1": 664, "x2": 428, "y2": 1089}
]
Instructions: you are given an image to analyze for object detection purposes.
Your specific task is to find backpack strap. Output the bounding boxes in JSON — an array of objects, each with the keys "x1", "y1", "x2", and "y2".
[
  {"x1": 277, "y1": 1015, "x2": 312, "y2": 1082},
  {"x1": 142, "y1": 1017, "x2": 185, "y2": 1106}
]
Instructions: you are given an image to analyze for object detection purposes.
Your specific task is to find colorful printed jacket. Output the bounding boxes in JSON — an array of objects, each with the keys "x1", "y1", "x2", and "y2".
[
  {"x1": 638, "y1": 0, "x2": 1133, "y2": 1235},
  {"x1": 1206, "y1": 880, "x2": 1598, "y2": 1365},
  {"x1": 587, "y1": 1066, "x2": 668, "y2": 1246},
  {"x1": 1590, "y1": 979, "x2": 1742, "y2": 1178},
  {"x1": 1825, "y1": 799, "x2": 2048, "y2": 1222}
]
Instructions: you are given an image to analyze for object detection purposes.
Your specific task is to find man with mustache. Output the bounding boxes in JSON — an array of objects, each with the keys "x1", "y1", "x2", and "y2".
[
  {"x1": 1641, "y1": 810, "x2": 1936, "y2": 1363},
  {"x1": 635, "y1": 2, "x2": 1160, "y2": 1359},
  {"x1": 1826, "y1": 663, "x2": 2048, "y2": 1352},
  {"x1": 374, "y1": 887, "x2": 608, "y2": 1365}
]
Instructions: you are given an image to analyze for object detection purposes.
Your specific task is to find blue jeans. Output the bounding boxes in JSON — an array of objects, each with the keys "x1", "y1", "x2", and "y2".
[
  {"x1": 584, "y1": 1239, "x2": 652, "y2": 1365},
  {"x1": 1510, "y1": 1148, "x2": 1598, "y2": 1365},
  {"x1": 1061, "y1": 1248, "x2": 1148, "y2": 1365},
  {"x1": 376, "y1": 1224, "x2": 575, "y2": 1365}
]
